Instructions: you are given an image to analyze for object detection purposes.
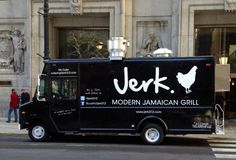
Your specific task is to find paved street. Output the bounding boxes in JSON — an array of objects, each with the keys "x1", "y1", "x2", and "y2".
[
  {"x1": 208, "y1": 137, "x2": 236, "y2": 159},
  {"x1": 0, "y1": 118, "x2": 236, "y2": 160},
  {"x1": 0, "y1": 134, "x2": 221, "y2": 160},
  {"x1": 0, "y1": 134, "x2": 236, "y2": 160}
]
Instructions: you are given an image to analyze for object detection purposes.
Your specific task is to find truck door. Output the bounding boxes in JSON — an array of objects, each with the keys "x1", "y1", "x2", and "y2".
[{"x1": 50, "y1": 78, "x2": 79, "y2": 132}]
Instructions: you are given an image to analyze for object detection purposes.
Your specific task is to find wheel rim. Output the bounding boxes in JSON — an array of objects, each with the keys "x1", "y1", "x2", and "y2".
[
  {"x1": 145, "y1": 128, "x2": 160, "y2": 143},
  {"x1": 32, "y1": 125, "x2": 45, "y2": 139}
]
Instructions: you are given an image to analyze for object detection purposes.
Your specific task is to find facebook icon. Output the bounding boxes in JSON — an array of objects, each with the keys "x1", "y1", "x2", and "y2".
[{"x1": 80, "y1": 96, "x2": 85, "y2": 106}]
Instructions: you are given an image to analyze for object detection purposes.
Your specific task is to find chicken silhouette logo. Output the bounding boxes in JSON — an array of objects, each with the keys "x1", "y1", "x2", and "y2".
[{"x1": 176, "y1": 66, "x2": 198, "y2": 94}]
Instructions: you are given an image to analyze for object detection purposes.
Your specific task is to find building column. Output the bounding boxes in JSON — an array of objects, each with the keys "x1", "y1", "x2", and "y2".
[{"x1": 124, "y1": 0, "x2": 133, "y2": 57}]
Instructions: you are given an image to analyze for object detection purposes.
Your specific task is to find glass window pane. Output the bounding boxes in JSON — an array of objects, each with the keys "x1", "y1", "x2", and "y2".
[
  {"x1": 195, "y1": 27, "x2": 236, "y2": 73},
  {"x1": 52, "y1": 79, "x2": 77, "y2": 100},
  {"x1": 38, "y1": 75, "x2": 47, "y2": 100},
  {"x1": 59, "y1": 28, "x2": 109, "y2": 59}
]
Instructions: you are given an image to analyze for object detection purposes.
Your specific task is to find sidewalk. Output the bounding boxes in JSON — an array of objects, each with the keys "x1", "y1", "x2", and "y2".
[
  {"x1": 224, "y1": 119, "x2": 236, "y2": 135},
  {"x1": 0, "y1": 117, "x2": 27, "y2": 135},
  {"x1": 0, "y1": 117, "x2": 235, "y2": 135}
]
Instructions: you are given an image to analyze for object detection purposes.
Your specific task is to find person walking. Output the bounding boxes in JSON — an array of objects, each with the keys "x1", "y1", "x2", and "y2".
[
  {"x1": 6, "y1": 89, "x2": 19, "y2": 123},
  {"x1": 20, "y1": 89, "x2": 30, "y2": 105}
]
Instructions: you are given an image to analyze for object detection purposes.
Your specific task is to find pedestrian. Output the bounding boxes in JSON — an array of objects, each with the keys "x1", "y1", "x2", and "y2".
[
  {"x1": 20, "y1": 89, "x2": 30, "y2": 105},
  {"x1": 6, "y1": 89, "x2": 19, "y2": 123}
]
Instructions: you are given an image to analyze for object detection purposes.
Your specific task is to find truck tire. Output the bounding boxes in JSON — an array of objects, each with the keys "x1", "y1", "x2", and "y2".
[
  {"x1": 141, "y1": 124, "x2": 164, "y2": 145},
  {"x1": 29, "y1": 123, "x2": 48, "y2": 142}
]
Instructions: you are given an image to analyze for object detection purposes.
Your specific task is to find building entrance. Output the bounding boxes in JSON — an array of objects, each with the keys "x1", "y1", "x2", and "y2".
[{"x1": 194, "y1": 10, "x2": 236, "y2": 117}]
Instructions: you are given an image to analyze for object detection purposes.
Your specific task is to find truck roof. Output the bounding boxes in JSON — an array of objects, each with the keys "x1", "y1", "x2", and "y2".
[{"x1": 44, "y1": 56, "x2": 214, "y2": 64}]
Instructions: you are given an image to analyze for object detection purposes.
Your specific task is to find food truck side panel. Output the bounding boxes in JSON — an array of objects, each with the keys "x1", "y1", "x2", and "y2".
[{"x1": 79, "y1": 57, "x2": 215, "y2": 133}]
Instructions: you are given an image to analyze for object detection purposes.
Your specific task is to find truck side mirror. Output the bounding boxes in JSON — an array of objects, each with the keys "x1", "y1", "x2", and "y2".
[{"x1": 37, "y1": 74, "x2": 47, "y2": 101}]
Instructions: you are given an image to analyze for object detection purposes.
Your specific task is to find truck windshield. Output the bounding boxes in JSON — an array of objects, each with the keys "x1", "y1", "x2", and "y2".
[{"x1": 37, "y1": 74, "x2": 48, "y2": 101}]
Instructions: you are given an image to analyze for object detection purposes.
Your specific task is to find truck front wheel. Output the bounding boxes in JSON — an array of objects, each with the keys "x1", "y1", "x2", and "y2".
[
  {"x1": 29, "y1": 123, "x2": 48, "y2": 142},
  {"x1": 141, "y1": 124, "x2": 164, "y2": 145}
]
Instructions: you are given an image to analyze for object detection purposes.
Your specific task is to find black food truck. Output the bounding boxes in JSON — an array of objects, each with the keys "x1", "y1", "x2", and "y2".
[{"x1": 19, "y1": 56, "x2": 224, "y2": 144}]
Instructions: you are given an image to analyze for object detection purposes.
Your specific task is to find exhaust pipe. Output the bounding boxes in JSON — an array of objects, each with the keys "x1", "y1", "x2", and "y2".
[{"x1": 108, "y1": 37, "x2": 129, "y2": 60}]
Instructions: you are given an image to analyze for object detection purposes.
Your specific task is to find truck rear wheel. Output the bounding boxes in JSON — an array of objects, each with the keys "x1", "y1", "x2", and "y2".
[
  {"x1": 141, "y1": 124, "x2": 164, "y2": 145},
  {"x1": 29, "y1": 123, "x2": 48, "y2": 142}
]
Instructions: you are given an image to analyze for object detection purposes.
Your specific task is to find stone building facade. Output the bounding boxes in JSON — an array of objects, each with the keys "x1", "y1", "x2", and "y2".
[
  {"x1": 0, "y1": 0, "x2": 235, "y2": 117},
  {"x1": 0, "y1": 0, "x2": 30, "y2": 117}
]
